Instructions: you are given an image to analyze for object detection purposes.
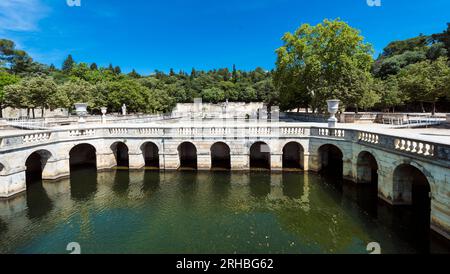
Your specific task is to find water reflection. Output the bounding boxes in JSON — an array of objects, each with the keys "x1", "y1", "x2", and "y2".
[
  {"x1": 26, "y1": 181, "x2": 53, "y2": 220},
  {"x1": 282, "y1": 172, "x2": 302, "y2": 199},
  {"x1": 0, "y1": 169, "x2": 448, "y2": 254},
  {"x1": 0, "y1": 218, "x2": 7, "y2": 236},
  {"x1": 249, "y1": 171, "x2": 271, "y2": 198},
  {"x1": 210, "y1": 171, "x2": 231, "y2": 201},
  {"x1": 142, "y1": 170, "x2": 161, "y2": 194},
  {"x1": 112, "y1": 169, "x2": 130, "y2": 195},
  {"x1": 178, "y1": 171, "x2": 198, "y2": 206},
  {"x1": 70, "y1": 167, "x2": 98, "y2": 201}
]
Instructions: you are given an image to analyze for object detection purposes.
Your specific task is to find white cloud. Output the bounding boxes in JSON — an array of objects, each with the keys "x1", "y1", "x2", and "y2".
[{"x1": 0, "y1": 0, "x2": 50, "y2": 32}]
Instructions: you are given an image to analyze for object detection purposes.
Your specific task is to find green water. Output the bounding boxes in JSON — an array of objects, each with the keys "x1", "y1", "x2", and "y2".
[{"x1": 0, "y1": 169, "x2": 448, "y2": 254}]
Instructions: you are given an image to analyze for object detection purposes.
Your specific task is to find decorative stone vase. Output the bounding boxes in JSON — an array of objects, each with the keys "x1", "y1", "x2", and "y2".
[
  {"x1": 327, "y1": 99, "x2": 340, "y2": 128},
  {"x1": 101, "y1": 107, "x2": 107, "y2": 124},
  {"x1": 74, "y1": 103, "x2": 88, "y2": 124}
]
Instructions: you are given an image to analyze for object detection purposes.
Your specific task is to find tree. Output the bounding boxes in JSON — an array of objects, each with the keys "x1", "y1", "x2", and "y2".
[
  {"x1": 114, "y1": 66, "x2": 122, "y2": 75},
  {"x1": 90, "y1": 63, "x2": 98, "y2": 70},
  {"x1": 397, "y1": 57, "x2": 450, "y2": 115},
  {"x1": 432, "y1": 23, "x2": 450, "y2": 58},
  {"x1": 0, "y1": 70, "x2": 20, "y2": 117},
  {"x1": 232, "y1": 64, "x2": 238, "y2": 83},
  {"x1": 274, "y1": 19, "x2": 375, "y2": 112},
  {"x1": 4, "y1": 76, "x2": 58, "y2": 118},
  {"x1": 107, "y1": 80, "x2": 148, "y2": 113},
  {"x1": 57, "y1": 78, "x2": 95, "y2": 110},
  {"x1": 128, "y1": 69, "x2": 141, "y2": 78},
  {"x1": 374, "y1": 76, "x2": 407, "y2": 112},
  {"x1": 202, "y1": 87, "x2": 225, "y2": 103},
  {"x1": 62, "y1": 54, "x2": 75, "y2": 73}
]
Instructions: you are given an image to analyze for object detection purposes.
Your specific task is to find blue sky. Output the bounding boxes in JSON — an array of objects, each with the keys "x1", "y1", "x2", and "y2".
[{"x1": 0, "y1": 0, "x2": 449, "y2": 75}]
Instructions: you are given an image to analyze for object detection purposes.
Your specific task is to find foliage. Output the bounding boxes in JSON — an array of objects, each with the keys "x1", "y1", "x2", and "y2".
[{"x1": 274, "y1": 19, "x2": 376, "y2": 112}]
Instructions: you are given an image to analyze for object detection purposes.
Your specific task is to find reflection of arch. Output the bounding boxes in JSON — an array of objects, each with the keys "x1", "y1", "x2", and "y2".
[
  {"x1": 282, "y1": 142, "x2": 304, "y2": 169},
  {"x1": 25, "y1": 150, "x2": 52, "y2": 184},
  {"x1": 141, "y1": 142, "x2": 160, "y2": 168},
  {"x1": 318, "y1": 144, "x2": 343, "y2": 176},
  {"x1": 211, "y1": 142, "x2": 231, "y2": 170},
  {"x1": 250, "y1": 142, "x2": 271, "y2": 170},
  {"x1": 70, "y1": 144, "x2": 97, "y2": 170},
  {"x1": 111, "y1": 142, "x2": 129, "y2": 167},
  {"x1": 356, "y1": 151, "x2": 378, "y2": 184},
  {"x1": 178, "y1": 142, "x2": 197, "y2": 170},
  {"x1": 393, "y1": 164, "x2": 431, "y2": 206}
]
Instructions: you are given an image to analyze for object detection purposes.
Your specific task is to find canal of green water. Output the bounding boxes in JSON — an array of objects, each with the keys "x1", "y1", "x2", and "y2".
[{"x1": 0, "y1": 169, "x2": 448, "y2": 254}]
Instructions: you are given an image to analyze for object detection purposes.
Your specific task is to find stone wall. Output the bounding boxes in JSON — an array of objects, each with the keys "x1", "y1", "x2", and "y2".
[{"x1": 1, "y1": 107, "x2": 69, "y2": 119}]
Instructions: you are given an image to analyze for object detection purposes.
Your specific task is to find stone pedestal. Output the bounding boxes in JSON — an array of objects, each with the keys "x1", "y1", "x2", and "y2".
[
  {"x1": 96, "y1": 152, "x2": 116, "y2": 170},
  {"x1": 0, "y1": 169, "x2": 26, "y2": 198},
  {"x1": 42, "y1": 158, "x2": 70, "y2": 180},
  {"x1": 270, "y1": 154, "x2": 283, "y2": 171},
  {"x1": 197, "y1": 155, "x2": 211, "y2": 170},
  {"x1": 129, "y1": 152, "x2": 145, "y2": 169}
]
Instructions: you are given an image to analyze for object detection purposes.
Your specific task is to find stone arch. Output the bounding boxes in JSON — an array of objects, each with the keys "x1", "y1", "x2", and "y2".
[
  {"x1": 250, "y1": 141, "x2": 271, "y2": 170},
  {"x1": 318, "y1": 144, "x2": 343, "y2": 176},
  {"x1": 140, "y1": 142, "x2": 160, "y2": 168},
  {"x1": 25, "y1": 150, "x2": 52, "y2": 184},
  {"x1": 111, "y1": 141, "x2": 129, "y2": 167},
  {"x1": 393, "y1": 163, "x2": 433, "y2": 206},
  {"x1": 69, "y1": 143, "x2": 97, "y2": 170},
  {"x1": 282, "y1": 141, "x2": 304, "y2": 169},
  {"x1": 178, "y1": 142, "x2": 197, "y2": 170},
  {"x1": 357, "y1": 151, "x2": 379, "y2": 184},
  {"x1": 210, "y1": 142, "x2": 231, "y2": 170},
  {"x1": 0, "y1": 162, "x2": 5, "y2": 176}
]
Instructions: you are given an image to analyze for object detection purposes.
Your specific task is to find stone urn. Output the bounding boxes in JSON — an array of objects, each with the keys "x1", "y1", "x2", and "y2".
[
  {"x1": 101, "y1": 107, "x2": 107, "y2": 124},
  {"x1": 74, "y1": 103, "x2": 88, "y2": 124},
  {"x1": 327, "y1": 99, "x2": 340, "y2": 128}
]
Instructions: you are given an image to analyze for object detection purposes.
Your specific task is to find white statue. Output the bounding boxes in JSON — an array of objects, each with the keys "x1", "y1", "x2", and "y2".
[{"x1": 122, "y1": 104, "x2": 127, "y2": 116}]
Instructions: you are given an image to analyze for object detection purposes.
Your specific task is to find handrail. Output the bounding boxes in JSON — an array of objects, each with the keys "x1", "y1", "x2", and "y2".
[{"x1": 0, "y1": 125, "x2": 448, "y2": 163}]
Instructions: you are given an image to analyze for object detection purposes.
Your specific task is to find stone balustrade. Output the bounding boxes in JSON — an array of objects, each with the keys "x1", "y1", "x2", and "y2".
[{"x1": 1, "y1": 125, "x2": 448, "y2": 165}]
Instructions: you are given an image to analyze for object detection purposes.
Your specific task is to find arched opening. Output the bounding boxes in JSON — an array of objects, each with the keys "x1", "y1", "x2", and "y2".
[
  {"x1": 111, "y1": 142, "x2": 129, "y2": 167},
  {"x1": 69, "y1": 144, "x2": 97, "y2": 170},
  {"x1": 393, "y1": 164, "x2": 431, "y2": 208},
  {"x1": 141, "y1": 142, "x2": 159, "y2": 169},
  {"x1": 250, "y1": 142, "x2": 271, "y2": 170},
  {"x1": 282, "y1": 142, "x2": 304, "y2": 169},
  {"x1": 25, "y1": 150, "x2": 52, "y2": 185},
  {"x1": 210, "y1": 142, "x2": 231, "y2": 170},
  {"x1": 178, "y1": 142, "x2": 197, "y2": 170},
  {"x1": 393, "y1": 164, "x2": 432, "y2": 251},
  {"x1": 318, "y1": 144, "x2": 343, "y2": 177},
  {"x1": 357, "y1": 151, "x2": 378, "y2": 184}
]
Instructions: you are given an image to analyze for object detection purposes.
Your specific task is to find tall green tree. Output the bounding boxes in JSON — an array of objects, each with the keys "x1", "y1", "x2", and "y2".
[
  {"x1": 62, "y1": 54, "x2": 75, "y2": 73},
  {"x1": 397, "y1": 57, "x2": 450, "y2": 115},
  {"x1": 274, "y1": 19, "x2": 375, "y2": 112},
  {"x1": 0, "y1": 70, "x2": 20, "y2": 117}
]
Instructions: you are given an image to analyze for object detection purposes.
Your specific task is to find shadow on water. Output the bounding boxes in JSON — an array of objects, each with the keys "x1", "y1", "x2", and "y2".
[
  {"x1": 142, "y1": 170, "x2": 161, "y2": 194},
  {"x1": 0, "y1": 218, "x2": 7, "y2": 237},
  {"x1": 113, "y1": 169, "x2": 130, "y2": 195},
  {"x1": 210, "y1": 171, "x2": 231, "y2": 201},
  {"x1": 249, "y1": 171, "x2": 271, "y2": 198},
  {"x1": 342, "y1": 180, "x2": 450, "y2": 254},
  {"x1": 177, "y1": 171, "x2": 198, "y2": 206},
  {"x1": 282, "y1": 172, "x2": 303, "y2": 199},
  {"x1": 70, "y1": 166, "x2": 98, "y2": 201},
  {"x1": 26, "y1": 180, "x2": 53, "y2": 220}
]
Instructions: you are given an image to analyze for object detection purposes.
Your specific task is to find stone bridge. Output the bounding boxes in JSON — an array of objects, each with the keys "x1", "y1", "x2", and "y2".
[{"x1": 0, "y1": 124, "x2": 449, "y2": 239}]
